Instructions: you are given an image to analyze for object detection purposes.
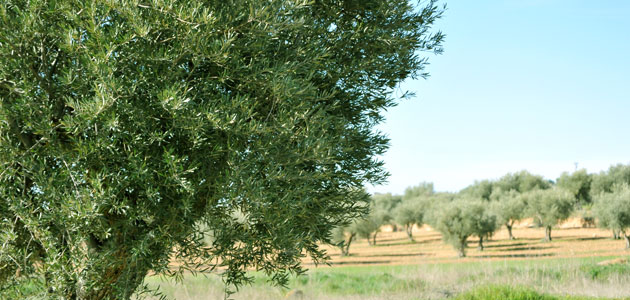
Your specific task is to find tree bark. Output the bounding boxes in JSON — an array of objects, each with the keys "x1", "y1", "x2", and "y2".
[
  {"x1": 372, "y1": 232, "x2": 378, "y2": 246},
  {"x1": 477, "y1": 236, "x2": 484, "y2": 251},
  {"x1": 406, "y1": 225, "x2": 414, "y2": 242},
  {"x1": 544, "y1": 226, "x2": 552, "y2": 242},
  {"x1": 613, "y1": 229, "x2": 620, "y2": 240},
  {"x1": 506, "y1": 223, "x2": 515, "y2": 240},
  {"x1": 623, "y1": 232, "x2": 630, "y2": 250},
  {"x1": 341, "y1": 233, "x2": 356, "y2": 256},
  {"x1": 457, "y1": 237, "x2": 467, "y2": 258}
]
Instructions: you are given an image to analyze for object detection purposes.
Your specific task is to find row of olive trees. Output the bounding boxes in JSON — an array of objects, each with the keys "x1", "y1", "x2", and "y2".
[{"x1": 334, "y1": 165, "x2": 630, "y2": 257}]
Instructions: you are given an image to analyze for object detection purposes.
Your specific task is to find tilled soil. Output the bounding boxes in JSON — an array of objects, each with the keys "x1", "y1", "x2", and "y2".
[{"x1": 308, "y1": 220, "x2": 629, "y2": 267}]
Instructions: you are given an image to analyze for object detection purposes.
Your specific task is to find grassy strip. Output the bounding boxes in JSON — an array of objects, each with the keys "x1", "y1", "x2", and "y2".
[
  {"x1": 143, "y1": 256, "x2": 630, "y2": 299},
  {"x1": 455, "y1": 285, "x2": 613, "y2": 300}
]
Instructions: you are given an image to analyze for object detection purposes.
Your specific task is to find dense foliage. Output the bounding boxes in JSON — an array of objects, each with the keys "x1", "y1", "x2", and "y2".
[
  {"x1": 523, "y1": 188, "x2": 575, "y2": 241},
  {"x1": 593, "y1": 184, "x2": 630, "y2": 248},
  {"x1": 490, "y1": 189, "x2": 525, "y2": 240},
  {"x1": 0, "y1": 0, "x2": 444, "y2": 298}
]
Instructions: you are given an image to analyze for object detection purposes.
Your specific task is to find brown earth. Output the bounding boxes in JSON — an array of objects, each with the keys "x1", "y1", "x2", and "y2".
[{"x1": 307, "y1": 218, "x2": 630, "y2": 267}]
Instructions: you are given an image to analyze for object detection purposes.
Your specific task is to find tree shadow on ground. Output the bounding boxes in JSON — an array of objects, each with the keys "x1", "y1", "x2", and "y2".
[
  {"x1": 376, "y1": 237, "x2": 442, "y2": 247},
  {"x1": 329, "y1": 260, "x2": 392, "y2": 265},
  {"x1": 361, "y1": 252, "x2": 429, "y2": 258},
  {"x1": 482, "y1": 242, "x2": 529, "y2": 249},
  {"x1": 497, "y1": 245, "x2": 555, "y2": 252},
  {"x1": 472, "y1": 253, "x2": 555, "y2": 259}
]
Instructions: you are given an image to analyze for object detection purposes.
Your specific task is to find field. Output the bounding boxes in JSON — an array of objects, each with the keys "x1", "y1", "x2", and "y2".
[{"x1": 146, "y1": 221, "x2": 630, "y2": 300}]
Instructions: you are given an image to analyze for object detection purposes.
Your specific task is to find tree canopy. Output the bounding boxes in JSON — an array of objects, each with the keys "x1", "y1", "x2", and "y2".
[
  {"x1": 593, "y1": 184, "x2": 630, "y2": 249},
  {"x1": 524, "y1": 188, "x2": 574, "y2": 241},
  {"x1": 0, "y1": 0, "x2": 444, "y2": 298}
]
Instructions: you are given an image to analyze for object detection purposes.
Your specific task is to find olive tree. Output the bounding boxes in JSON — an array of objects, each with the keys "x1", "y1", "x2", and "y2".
[
  {"x1": 557, "y1": 169, "x2": 592, "y2": 205},
  {"x1": 525, "y1": 188, "x2": 575, "y2": 241},
  {"x1": 356, "y1": 208, "x2": 387, "y2": 246},
  {"x1": 593, "y1": 185, "x2": 630, "y2": 249},
  {"x1": 467, "y1": 199, "x2": 498, "y2": 251},
  {"x1": 490, "y1": 189, "x2": 526, "y2": 240},
  {"x1": 331, "y1": 223, "x2": 359, "y2": 257},
  {"x1": 430, "y1": 198, "x2": 496, "y2": 257},
  {"x1": 393, "y1": 183, "x2": 433, "y2": 241},
  {"x1": 591, "y1": 164, "x2": 630, "y2": 196},
  {"x1": 0, "y1": 0, "x2": 444, "y2": 298},
  {"x1": 394, "y1": 199, "x2": 425, "y2": 242}
]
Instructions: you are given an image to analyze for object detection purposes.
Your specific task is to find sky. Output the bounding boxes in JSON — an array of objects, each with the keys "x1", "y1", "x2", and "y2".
[{"x1": 369, "y1": 1, "x2": 630, "y2": 194}]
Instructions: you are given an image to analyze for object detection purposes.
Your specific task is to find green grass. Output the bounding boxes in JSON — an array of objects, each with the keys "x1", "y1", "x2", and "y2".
[
  {"x1": 8, "y1": 256, "x2": 630, "y2": 299},
  {"x1": 143, "y1": 256, "x2": 630, "y2": 299},
  {"x1": 455, "y1": 285, "x2": 604, "y2": 300}
]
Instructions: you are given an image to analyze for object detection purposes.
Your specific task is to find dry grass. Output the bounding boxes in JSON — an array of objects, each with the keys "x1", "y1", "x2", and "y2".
[{"x1": 146, "y1": 221, "x2": 630, "y2": 300}]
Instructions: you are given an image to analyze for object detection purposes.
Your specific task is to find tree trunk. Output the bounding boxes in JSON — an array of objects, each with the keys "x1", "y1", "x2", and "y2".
[
  {"x1": 544, "y1": 226, "x2": 552, "y2": 242},
  {"x1": 457, "y1": 237, "x2": 467, "y2": 257},
  {"x1": 613, "y1": 229, "x2": 620, "y2": 240},
  {"x1": 506, "y1": 223, "x2": 515, "y2": 240},
  {"x1": 623, "y1": 232, "x2": 630, "y2": 250},
  {"x1": 477, "y1": 236, "x2": 484, "y2": 251},
  {"x1": 342, "y1": 233, "x2": 356, "y2": 256},
  {"x1": 372, "y1": 232, "x2": 378, "y2": 246},
  {"x1": 406, "y1": 225, "x2": 415, "y2": 242}
]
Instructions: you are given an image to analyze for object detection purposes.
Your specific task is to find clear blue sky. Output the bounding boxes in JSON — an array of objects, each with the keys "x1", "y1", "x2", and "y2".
[{"x1": 370, "y1": 1, "x2": 630, "y2": 194}]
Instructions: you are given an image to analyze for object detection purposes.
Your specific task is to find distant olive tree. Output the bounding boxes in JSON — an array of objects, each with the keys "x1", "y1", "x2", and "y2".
[
  {"x1": 557, "y1": 169, "x2": 592, "y2": 205},
  {"x1": 394, "y1": 200, "x2": 425, "y2": 242},
  {"x1": 591, "y1": 164, "x2": 630, "y2": 196},
  {"x1": 495, "y1": 170, "x2": 552, "y2": 193},
  {"x1": 431, "y1": 198, "x2": 496, "y2": 257},
  {"x1": 525, "y1": 188, "x2": 575, "y2": 241},
  {"x1": 593, "y1": 185, "x2": 630, "y2": 249},
  {"x1": 467, "y1": 200, "x2": 498, "y2": 251},
  {"x1": 460, "y1": 180, "x2": 495, "y2": 201},
  {"x1": 403, "y1": 182, "x2": 434, "y2": 200},
  {"x1": 356, "y1": 210, "x2": 387, "y2": 246},
  {"x1": 490, "y1": 189, "x2": 526, "y2": 240}
]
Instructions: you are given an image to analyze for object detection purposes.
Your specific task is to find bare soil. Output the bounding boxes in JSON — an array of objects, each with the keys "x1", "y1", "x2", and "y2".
[{"x1": 308, "y1": 219, "x2": 630, "y2": 267}]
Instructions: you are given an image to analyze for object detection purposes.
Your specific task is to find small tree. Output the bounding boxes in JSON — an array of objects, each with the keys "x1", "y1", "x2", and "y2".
[
  {"x1": 466, "y1": 200, "x2": 498, "y2": 251},
  {"x1": 490, "y1": 189, "x2": 526, "y2": 240},
  {"x1": 431, "y1": 201, "x2": 470, "y2": 257},
  {"x1": 394, "y1": 200, "x2": 425, "y2": 242},
  {"x1": 355, "y1": 211, "x2": 386, "y2": 246},
  {"x1": 593, "y1": 185, "x2": 630, "y2": 249},
  {"x1": 525, "y1": 188, "x2": 575, "y2": 241},
  {"x1": 331, "y1": 225, "x2": 357, "y2": 257},
  {"x1": 431, "y1": 198, "x2": 496, "y2": 257}
]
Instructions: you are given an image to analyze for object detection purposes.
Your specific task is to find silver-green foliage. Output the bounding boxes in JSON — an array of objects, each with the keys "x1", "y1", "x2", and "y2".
[
  {"x1": 557, "y1": 169, "x2": 592, "y2": 205},
  {"x1": 430, "y1": 198, "x2": 496, "y2": 257},
  {"x1": 593, "y1": 184, "x2": 630, "y2": 248},
  {"x1": 394, "y1": 199, "x2": 425, "y2": 241},
  {"x1": 490, "y1": 189, "x2": 526, "y2": 240},
  {"x1": 525, "y1": 188, "x2": 575, "y2": 241},
  {"x1": 0, "y1": 0, "x2": 444, "y2": 298},
  {"x1": 591, "y1": 164, "x2": 630, "y2": 196}
]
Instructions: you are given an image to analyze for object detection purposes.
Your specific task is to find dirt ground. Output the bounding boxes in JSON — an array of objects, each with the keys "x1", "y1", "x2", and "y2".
[{"x1": 308, "y1": 219, "x2": 630, "y2": 267}]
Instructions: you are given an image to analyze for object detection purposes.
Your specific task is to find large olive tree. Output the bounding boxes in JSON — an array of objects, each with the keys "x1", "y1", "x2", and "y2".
[{"x1": 0, "y1": 0, "x2": 444, "y2": 298}]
